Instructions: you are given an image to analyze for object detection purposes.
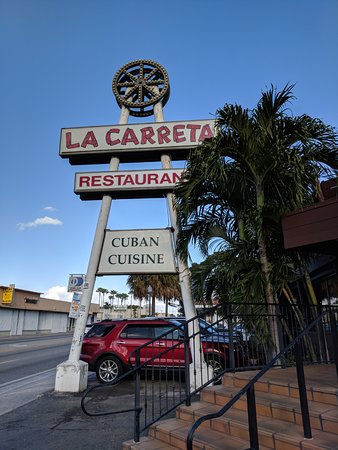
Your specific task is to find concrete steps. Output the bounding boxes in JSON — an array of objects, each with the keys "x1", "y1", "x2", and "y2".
[{"x1": 123, "y1": 365, "x2": 338, "y2": 450}]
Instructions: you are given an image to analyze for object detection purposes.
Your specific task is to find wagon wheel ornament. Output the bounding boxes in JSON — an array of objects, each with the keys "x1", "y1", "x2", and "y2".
[{"x1": 112, "y1": 60, "x2": 170, "y2": 117}]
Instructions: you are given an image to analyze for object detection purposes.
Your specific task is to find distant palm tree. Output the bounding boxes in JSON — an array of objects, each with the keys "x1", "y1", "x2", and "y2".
[
  {"x1": 96, "y1": 287, "x2": 109, "y2": 308},
  {"x1": 109, "y1": 289, "x2": 117, "y2": 306},
  {"x1": 128, "y1": 290, "x2": 134, "y2": 306},
  {"x1": 127, "y1": 274, "x2": 181, "y2": 316},
  {"x1": 115, "y1": 293, "x2": 122, "y2": 306},
  {"x1": 119, "y1": 293, "x2": 129, "y2": 306}
]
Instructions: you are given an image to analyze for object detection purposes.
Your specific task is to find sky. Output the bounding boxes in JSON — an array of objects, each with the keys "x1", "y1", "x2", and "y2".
[{"x1": 1, "y1": 0, "x2": 337, "y2": 304}]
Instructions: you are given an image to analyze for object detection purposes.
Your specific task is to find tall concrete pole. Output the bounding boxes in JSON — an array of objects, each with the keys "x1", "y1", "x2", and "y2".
[
  {"x1": 154, "y1": 101, "x2": 208, "y2": 388},
  {"x1": 55, "y1": 106, "x2": 130, "y2": 393}
]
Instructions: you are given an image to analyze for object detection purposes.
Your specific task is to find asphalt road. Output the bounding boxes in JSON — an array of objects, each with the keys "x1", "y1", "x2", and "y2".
[
  {"x1": 0, "y1": 332, "x2": 73, "y2": 385},
  {"x1": 0, "y1": 333, "x2": 180, "y2": 448}
]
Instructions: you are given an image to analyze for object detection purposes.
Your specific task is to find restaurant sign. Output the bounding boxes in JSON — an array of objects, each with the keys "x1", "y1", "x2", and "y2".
[
  {"x1": 60, "y1": 119, "x2": 215, "y2": 164},
  {"x1": 97, "y1": 229, "x2": 177, "y2": 275},
  {"x1": 74, "y1": 168, "x2": 184, "y2": 200}
]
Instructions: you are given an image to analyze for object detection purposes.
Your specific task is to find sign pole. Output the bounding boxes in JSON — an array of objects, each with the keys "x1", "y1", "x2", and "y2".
[
  {"x1": 154, "y1": 99, "x2": 208, "y2": 388},
  {"x1": 56, "y1": 60, "x2": 212, "y2": 392},
  {"x1": 55, "y1": 105, "x2": 130, "y2": 393}
]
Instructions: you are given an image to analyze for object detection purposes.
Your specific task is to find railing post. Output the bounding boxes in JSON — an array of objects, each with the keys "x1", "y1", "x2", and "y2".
[
  {"x1": 316, "y1": 303, "x2": 327, "y2": 362},
  {"x1": 227, "y1": 303, "x2": 235, "y2": 371},
  {"x1": 247, "y1": 385, "x2": 259, "y2": 450},
  {"x1": 294, "y1": 340, "x2": 312, "y2": 439},
  {"x1": 328, "y1": 307, "x2": 338, "y2": 379},
  {"x1": 276, "y1": 303, "x2": 285, "y2": 368},
  {"x1": 134, "y1": 350, "x2": 141, "y2": 443},
  {"x1": 184, "y1": 321, "x2": 191, "y2": 406}
]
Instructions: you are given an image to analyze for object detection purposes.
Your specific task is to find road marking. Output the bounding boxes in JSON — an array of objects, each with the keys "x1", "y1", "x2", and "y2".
[
  {"x1": 0, "y1": 368, "x2": 57, "y2": 416},
  {"x1": 0, "y1": 368, "x2": 55, "y2": 388},
  {"x1": 0, "y1": 359, "x2": 20, "y2": 365}
]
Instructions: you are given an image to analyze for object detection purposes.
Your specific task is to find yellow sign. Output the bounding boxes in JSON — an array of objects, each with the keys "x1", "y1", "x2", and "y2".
[{"x1": 2, "y1": 288, "x2": 14, "y2": 304}]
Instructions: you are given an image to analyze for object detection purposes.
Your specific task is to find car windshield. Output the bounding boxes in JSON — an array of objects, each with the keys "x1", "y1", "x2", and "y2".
[
  {"x1": 198, "y1": 319, "x2": 220, "y2": 333},
  {"x1": 85, "y1": 323, "x2": 115, "y2": 338},
  {"x1": 170, "y1": 318, "x2": 221, "y2": 334}
]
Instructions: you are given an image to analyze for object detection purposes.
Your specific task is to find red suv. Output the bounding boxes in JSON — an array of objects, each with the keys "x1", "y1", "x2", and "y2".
[{"x1": 81, "y1": 317, "x2": 237, "y2": 383}]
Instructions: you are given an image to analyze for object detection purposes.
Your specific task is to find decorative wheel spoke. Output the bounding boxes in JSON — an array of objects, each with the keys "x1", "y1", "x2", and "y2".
[
  {"x1": 139, "y1": 62, "x2": 144, "y2": 80},
  {"x1": 116, "y1": 81, "x2": 136, "y2": 88},
  {"x1": 112, "y1": 60, "x2": 170, "y2": 117},
  {"x1": 144, "y1": 67, "x2": 158, "y2": 81},
  {"x1": 122, "y1": 69, "x2": 138, "y2": 83},
  {"x1": 125, "y1": 84, "x2": 138, "y2": 100},
  {"x1": 143, "y1": 84, "x2": 157, "y2": 98},
  {"x1": 138, "y1": 85, "x2": 143, "y2": 103}
]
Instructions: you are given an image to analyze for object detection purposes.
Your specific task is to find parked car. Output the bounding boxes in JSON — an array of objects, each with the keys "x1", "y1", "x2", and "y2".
[
  {"x1": 169, "y1": 317, "x2": 243, "y2": 344},
  {"x1": 85, "y1": 322, "x2": 95, "y2": 334},
  {"x1": 80, "y1": 317, "x2": 238, "y2": 383},
  {"x1": 232, "y1": 323, "x2": 251, "y2": 341}
]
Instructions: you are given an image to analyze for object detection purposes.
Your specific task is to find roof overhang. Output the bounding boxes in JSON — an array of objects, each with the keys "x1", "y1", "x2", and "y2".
[{"x1": 281, "y1": 197, "x2": 338, "y2": 255}]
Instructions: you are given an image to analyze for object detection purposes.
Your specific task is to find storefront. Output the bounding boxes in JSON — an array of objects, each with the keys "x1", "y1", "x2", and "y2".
[{"x1": 0, "y1": 286, "x2": 99, "y2": 337}]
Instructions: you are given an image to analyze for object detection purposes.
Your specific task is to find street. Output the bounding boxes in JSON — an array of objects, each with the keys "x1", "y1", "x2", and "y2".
[
  {"x1": 0, "y1": 332, "x2": 73, "y2": 385},
  {"x1": 0, "y1": 332, "x2": 178, "y2": 445},
  {"x1": 0, "y1": 333, "x2": 157, "y2": 449}
]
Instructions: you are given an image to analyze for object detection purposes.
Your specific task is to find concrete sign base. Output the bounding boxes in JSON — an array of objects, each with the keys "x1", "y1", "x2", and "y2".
[{"x1": 55, "y1": 360, "x2": 88, "y2": 393}]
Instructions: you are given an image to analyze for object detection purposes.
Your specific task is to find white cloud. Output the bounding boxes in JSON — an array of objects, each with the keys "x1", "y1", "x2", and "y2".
[
  {"x1": 91, "y1": 291, "x2": 100, "y2": 304},
  {"x1": 17, "y1": 216, "x2": 63, "y2": 231},
  {"x1": 43, "y1": 285, "x2": 72, "y2": 301},
  {"x1": 43, "y1": 206, "x2": 56, "y2": 211},
  {"x1": 43, "y1": 285, "x2": 100, "y2": 304}
]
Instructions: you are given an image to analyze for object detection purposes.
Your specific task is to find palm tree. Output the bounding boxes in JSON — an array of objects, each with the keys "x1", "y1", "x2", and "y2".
[
  {"x1": 175, "y1": 84, "x2": 338, "y2": 351},
  {"x1": 160, "y1": 274, "x2": 182, "y2": 316},
  {"x1": 119, "y1": 293, "x2": 129, "y2": 306},
  {"x1": 96, "y1": 287, "x2": 109, "y2": 308},
  {"x1": 128, "y1": 290, "x2": 134, "y2": 306},
  {"x1": 127, "y1": 274, "x2": 181, "y2": 316},
  {"x1": 109, "y1": 289, "x2": 117, "y2": 307},
  {"x1": 115, "y1": 293, "x2": 122, "y2": 306}
]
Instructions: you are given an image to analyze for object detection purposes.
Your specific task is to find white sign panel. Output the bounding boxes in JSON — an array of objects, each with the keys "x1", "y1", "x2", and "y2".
[
  {"x1": 69, "y1": 292, "x2": 82, "y2": 318},
  {"x1": 60, "y1": 119, "x2": 216, "y2": 164},
  {"x1": 67, "y1": 274, "x2": 86, "y2": 292},
  {"x1": 97, "y1": 229, "x2": 177, "y2": 275},
  {"x1": 74, "y1": 168, "x2": 184, "y2": 200}
]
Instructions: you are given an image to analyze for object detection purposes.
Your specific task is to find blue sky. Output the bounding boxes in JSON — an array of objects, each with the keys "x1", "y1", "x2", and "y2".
[{"x1": 1, "y1": 0, "x2": 337, "y2": 302}]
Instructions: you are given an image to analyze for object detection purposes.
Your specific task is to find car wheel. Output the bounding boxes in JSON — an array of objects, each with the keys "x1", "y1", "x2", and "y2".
[
  {"x1": 206, "y1": 355, "x2": 224, "y2": 380},
  {"x1": 96, "y1": 356, "x2": 123, "y2": 383}
]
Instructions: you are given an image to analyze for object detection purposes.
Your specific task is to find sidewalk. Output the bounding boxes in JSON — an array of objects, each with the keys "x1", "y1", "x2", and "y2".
[{"x1": 0, "y1": 372, "x2": 144, "y2": 450}]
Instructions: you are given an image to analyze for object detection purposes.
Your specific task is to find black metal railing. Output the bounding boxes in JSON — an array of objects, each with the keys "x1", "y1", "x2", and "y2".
[
  {"x1": 81, "y1": 302, "x2": 338, "y2": 446},
  {"x1": 186, "y1": 305, "x2": 338, "y2": 450}
]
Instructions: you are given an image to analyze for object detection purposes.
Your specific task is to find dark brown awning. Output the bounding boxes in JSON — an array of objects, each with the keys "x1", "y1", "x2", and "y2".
[{"x1": 281, "y1": 197, "x2": 338, "y2": 255}]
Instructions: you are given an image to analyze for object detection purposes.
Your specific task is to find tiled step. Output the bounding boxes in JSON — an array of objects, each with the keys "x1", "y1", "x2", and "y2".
[
  {"x1": 122, "y1": 365, "x2": 338, "y2": 450},
  {"x1": 223, "y1": 368, "x2": 338, "y2": 406},
  {"x1": 176, "y1": 400, "x2": 338, "y2": 450},
  {"x1": 122, "y1": 418, "x2": 251, "y2": 450},
  {"x1": 123, "y1": 435, "x2": 176, "y2": 450},
  {"x1": 200, "y1": 384, "x2": 338, "y2": 434},
  {"x1": 148, "y1": 417, "x2": 256, "y2": 450}
]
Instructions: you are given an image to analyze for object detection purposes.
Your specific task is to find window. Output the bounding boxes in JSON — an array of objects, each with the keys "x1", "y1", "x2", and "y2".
[
  {"x1": 120, "y1": 325, "x2": 153, "y2": 339},
  {"x1": 154, "y1": 325, "x2": 182, "y2": 340},
  {"x1": 85, "y1": 324, "x2": 115, "y2": 338}
]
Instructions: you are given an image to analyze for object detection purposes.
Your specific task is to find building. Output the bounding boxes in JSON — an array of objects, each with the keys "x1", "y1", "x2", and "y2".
[
  {"x1": 0, "y1": 285, "x2": 99, "y2": 337},
  {"x1": 281, "y1": 179, "x2": 338, "y2": 304}
]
